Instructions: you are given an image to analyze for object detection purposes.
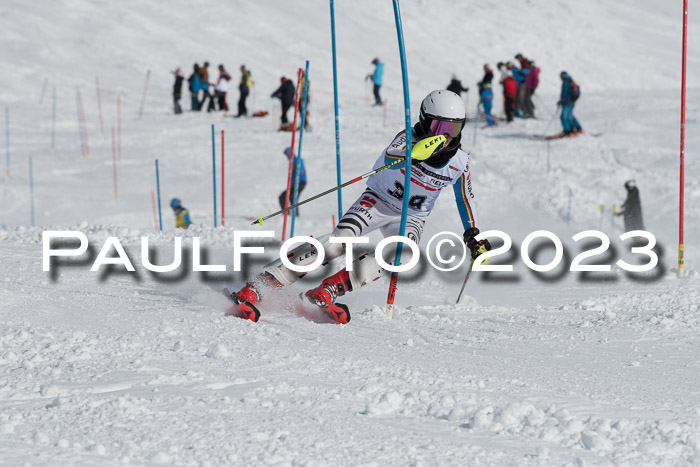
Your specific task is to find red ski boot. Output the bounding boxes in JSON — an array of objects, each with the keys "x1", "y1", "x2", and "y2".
[
  {"x1": 225, "y1": 273, "x2": 281, "y2": 323},
  {"x1": 304, "y1": 269, "x2": 352, "y2": 324}
]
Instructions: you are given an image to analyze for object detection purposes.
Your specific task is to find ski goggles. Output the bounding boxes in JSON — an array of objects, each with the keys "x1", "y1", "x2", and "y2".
[{"x1": 429, "y1": 119, "x2": 465, "y2": 138}]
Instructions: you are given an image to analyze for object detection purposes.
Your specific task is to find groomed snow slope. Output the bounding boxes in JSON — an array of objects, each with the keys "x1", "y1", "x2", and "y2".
[{"x1": 1, "y1": 0, "x2": 700, "y2": 465}]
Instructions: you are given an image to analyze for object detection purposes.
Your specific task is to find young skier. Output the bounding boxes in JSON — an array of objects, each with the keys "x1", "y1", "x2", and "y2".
[
  {"x1": 170, "y1": 198, "x2": 193, "y2": 229},
  {"x1": 228, "y1": 90, "x2": 491, "y2": 324}
]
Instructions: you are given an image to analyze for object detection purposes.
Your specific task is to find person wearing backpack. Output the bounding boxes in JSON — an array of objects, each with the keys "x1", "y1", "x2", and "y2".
[{"x1": 557, "y1": 71, "x2": 583, "y2": 137}]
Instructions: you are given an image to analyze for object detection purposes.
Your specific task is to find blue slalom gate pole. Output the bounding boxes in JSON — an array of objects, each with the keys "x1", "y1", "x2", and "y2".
[
  {"x1": 291, "y1": 60, "x2": 310, "y2": 237},
  {"x1": 29, "y1": 157, "x2": 35, "y2": 226},
  {"x1": 51, "y1": 87, "x2": 56, "y2": 150},
  {"x1": 5, "y1": 107, "x2": 9, "y2": 177},
  {"x1": 211, "y1": 124, "x2": 217, "y2": 227},
  {"x1": 385, "y1": 0, "x2": 412, "y2": 318},
  {"x1": 155, "y1": 159, "x2": 163, "y2": 231},
  {"x1": 330, "y1": 0, "x2": 343, "y2": 220}
]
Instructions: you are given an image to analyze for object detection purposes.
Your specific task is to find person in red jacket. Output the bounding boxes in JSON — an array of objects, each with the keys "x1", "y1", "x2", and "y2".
[
  {"x1": 503, "y1": 73, "x2": 518, "y2": 122},
  {"x1": 523, "y1": 61, "x2": 540, "y2": 118}
]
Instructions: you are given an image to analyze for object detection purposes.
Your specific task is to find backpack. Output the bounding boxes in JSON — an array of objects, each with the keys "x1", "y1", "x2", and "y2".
[{"x1": 570, "y1": 80, "x2": 581, "y2": 101}]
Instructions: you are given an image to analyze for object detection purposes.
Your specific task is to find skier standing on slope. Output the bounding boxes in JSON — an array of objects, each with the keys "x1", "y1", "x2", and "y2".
[
  {"x1": 229, "y1": 90, "x2": 491, "y2": 324},
  {"x1": 557, "y1": 71, "x2": 583, "y2": 137}
]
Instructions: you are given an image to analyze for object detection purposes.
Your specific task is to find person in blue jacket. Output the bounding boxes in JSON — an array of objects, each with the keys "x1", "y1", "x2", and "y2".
[
  {"x1": 480, "y1": 83, "x2": 496, "y2": 126},
  {"x1": 187, "y1": 64, "x2": 203, "y2": 111},
  {"x1": 278, "y1": 147, "x2": 307, "y2": 215},
  {"x1": 558, "y1": 71, "x2": 583, "y2": 137},
  {"x1": 511, "y1": 65, "x2": 530, "y2": 117},
  {"x1": 366, "y1": 58, "x2": 384, "y2": 106},
  {"x1": 170, "y1": 198, "x2": 193, "y2": 229}
]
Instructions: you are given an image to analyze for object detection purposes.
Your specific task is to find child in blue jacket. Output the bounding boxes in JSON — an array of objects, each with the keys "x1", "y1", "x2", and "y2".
[{"x1": 480, "y1": 83, "x2": 496, "y2": 126}]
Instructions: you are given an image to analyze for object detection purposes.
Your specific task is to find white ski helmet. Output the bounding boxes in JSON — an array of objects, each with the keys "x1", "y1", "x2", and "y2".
[{"x1": 419, "y1": 90, "x2": 466, "y2": 138}]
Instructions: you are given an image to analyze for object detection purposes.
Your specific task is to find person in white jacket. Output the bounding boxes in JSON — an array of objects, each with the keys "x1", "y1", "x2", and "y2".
[{"x1": 214, "y1": 64, "x2": 231, "y2": 112}]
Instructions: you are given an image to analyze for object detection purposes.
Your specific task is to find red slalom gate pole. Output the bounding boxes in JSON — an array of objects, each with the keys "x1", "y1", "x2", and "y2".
[
  {"x1": 281, "y1": 68, "x2": 304, "y2": 241},
  {"x1": 117, "y1": 94, "x2": 122, "y2": 160},
  {"x1": 96, "y1": 76, "x2": 104, "y2": 135},
  {"x1": 78, "y1": 89, "x2": 89, "y2": 156},
  {"x1": 221, "y1": 129, "x2": 225, "y2": 226},
  {"x1": 678, "y1": 0, "x2": 688, "y2": 278},
  {"x1": 332, "y1": 215, "x2": 336, "y2": 230},
  {"x1": 111, "y1": 127, "x2": 118, "y2": 200},
  {"x1": 150, "y1": 190, "x2": 159, "y2": 232}
]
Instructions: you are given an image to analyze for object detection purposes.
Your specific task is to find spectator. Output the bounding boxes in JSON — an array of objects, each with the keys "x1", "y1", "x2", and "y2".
[
  {"x1": 172, "y1": 67, "x2": 184, "y2": 115},
  {"x1": 477, "y1": 64, "x2": 493, "y2": 96},
  {"x1": 480, "y1": 83, "x2": 495, "y2": 127},
  {"x1": 187, "y1": 64, "x2": 202, "y2": 111},
  {"x1": 512, "y1": 62, "x2": 530, "y2": 117},
  {"x1": 271, "y1": 76, "x2": 296, "y2": 129},
  {"x1": 237, "y1": 65, "x2": 252, "y2": 117},
  {"x1": 447, "y1": 75, "x2": 469, "y2": 97},
  {"x1": 614, "y1": 180, "x2": 645, "y2": 231},
  {"x1": 503, "y1": 73, "x2": 518, "y2": 122},
  {"x1": 558, "y1": 71, "x2": 583, "y2": 137},
  {"x1": 365, "y1": 58, "x2": 384, "y2": 106},
  {"x1": 199, "y1": 61, "x2": 215, "y2": 112},
  {"x1": 215, "y1": 64, "x2": 231, "y2": 112},
  {"x1": 522, "y1": 61, "x2": 540, "y2": 118}
]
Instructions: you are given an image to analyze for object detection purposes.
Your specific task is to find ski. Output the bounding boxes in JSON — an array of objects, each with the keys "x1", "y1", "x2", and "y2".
[{"x1": 222, "y1": 287, "x2": 261, "y2": 322}]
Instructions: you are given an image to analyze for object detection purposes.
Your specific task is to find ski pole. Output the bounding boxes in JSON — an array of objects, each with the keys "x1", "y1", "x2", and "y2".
[
  {"x1": 252, "y1": 135, "x2": 446, "y2": 226},
  {"x1": 456, "y1": 261, "x2": 474, "y2": 304},
  {"x1": 542, "y1": 104, "x2": 560, "y2": 135}
]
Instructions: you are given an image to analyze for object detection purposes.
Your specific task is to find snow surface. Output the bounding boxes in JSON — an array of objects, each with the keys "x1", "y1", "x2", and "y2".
[{"x1": 1, "y1": 0, "x2": 700, "y2": 465}]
